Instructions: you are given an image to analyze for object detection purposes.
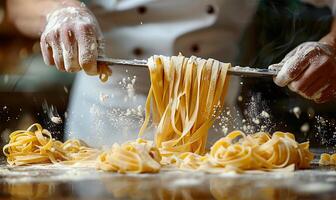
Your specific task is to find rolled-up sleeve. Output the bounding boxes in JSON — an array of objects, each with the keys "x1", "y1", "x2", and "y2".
[{"x1": 301, "y1": 0, "x2": 336, "y2": 14}]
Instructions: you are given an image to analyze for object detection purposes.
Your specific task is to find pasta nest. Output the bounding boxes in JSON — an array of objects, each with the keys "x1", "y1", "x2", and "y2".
[
  {"x1": 205, "y1": 131, "x2": 314, "y2": 172},
  {"x1": 97, "y1": 138, "x2": 162, "y2": 173},
  {"x1": 3, "y1": 123, "x2": 99, "y2": 166}
]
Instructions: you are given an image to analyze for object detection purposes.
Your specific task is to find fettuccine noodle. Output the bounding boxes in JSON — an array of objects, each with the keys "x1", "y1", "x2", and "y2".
[
  {"x1": 98, "y1": 63, "x2": 112, "y2": 82},
  {"x1": 319, "y1": 153, "x2": 336, "y2": 165},
  {"x1": 203, "y1": 131, "x2": 313, "y2": 172},
  {"x1": 160, "y1": 131, "x2": 313, "y2": 172},
  {"x1": 3, "y1": 123, "x2": 100, "y2": 166},
  {"x1": 139, "y1": 54, "x2": 230, "y2": 155},
  {"x1": 160, "y1": 151, "x2": 207, "y2": 170},
  {"x1": 97, "y1": 138, "x2": 161, "y2": 173}
]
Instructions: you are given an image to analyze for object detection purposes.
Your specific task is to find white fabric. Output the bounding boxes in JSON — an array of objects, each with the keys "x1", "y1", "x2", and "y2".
[{"x1": 65, "y1": 0, "x2": 258, "y2": 147}]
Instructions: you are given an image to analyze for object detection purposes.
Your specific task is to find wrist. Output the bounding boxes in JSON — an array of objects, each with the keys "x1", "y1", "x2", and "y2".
[{"x1": 319, "y1": 33, "x2": 336, "y2": 50}]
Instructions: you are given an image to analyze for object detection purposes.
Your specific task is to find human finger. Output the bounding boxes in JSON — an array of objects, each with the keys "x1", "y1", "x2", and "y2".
[
  {"x1": 60, "y1": 29, "x2": 81, "y2": 72},
  {"x1": 75, "y1": 24, "x2": 98, "y2": 75}
]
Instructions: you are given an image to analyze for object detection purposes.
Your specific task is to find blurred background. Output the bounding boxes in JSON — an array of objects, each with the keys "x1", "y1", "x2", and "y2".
[
  {"x1": 0, "y1": 0, "x2": 335, "y2": 152},
  {"x1": 237, "y1": 0, "x2": 336, "y2": 150},
  {"x1": 0, "y1": 1, "x2": 73, "y2": 146}
]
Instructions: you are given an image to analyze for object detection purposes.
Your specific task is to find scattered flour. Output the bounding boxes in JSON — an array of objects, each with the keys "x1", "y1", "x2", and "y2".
[
  {"x1": 99, "y1": 92, "x2": 109, "y2": 102},
  {"x1": 119, "y1": 76, "x2": 137, "y2": 102},
  {"x1": 260, "y1": 111, "x2": 270, "y2": 118},
  {"x1": 300, "y1": 123, "x2": 310, "y2": 133},
  {"x1": 293, "y1": 106, "x2": 301, "y2": 119},
  {"x1": 170, "y1": 178, "x2": 202, "y2": 188},
  {"x1": 51, "y1": 116, "x2": 62, "y2": 124}
]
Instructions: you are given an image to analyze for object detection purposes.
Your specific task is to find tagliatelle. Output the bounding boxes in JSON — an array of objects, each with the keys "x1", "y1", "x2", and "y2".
[
  {"x1": 98, "y1": 63, "x2": 112, "y2": 82},
  {"x1": 319, "y1": 153, "x2": 336, "y2": 165},
  {"x1": 2, "y1": 123, "x2": 100, "y2": 166},
  {"x1": 139, "y1": 54, "x2": 230, "y2": 155},
  {"x1": 96, "y1": 138, "x2": 161, "y2": 173},
  {"x1": 161, "y1": 152, "x2": 207, "y2": 170},
  {"x1": 159, "y1": 131, "x2": 313, "y2": 172},
  {"x1": 203, "y1": 131, "x2": 313, "y2": 172}
]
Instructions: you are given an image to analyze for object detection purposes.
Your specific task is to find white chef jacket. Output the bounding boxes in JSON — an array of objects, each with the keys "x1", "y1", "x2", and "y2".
[{"x1": 65, "y1": 0, "x2": 331, "y2": 147}]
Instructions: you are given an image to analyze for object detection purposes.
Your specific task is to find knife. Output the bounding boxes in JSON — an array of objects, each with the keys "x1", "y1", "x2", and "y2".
[{"x1": 97, "y1": 57, "x2": 278, "y2": 77}]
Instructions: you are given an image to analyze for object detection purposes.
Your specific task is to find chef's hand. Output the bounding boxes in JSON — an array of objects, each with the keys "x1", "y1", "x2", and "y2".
[
  {"x1": 269, "y1": 39, "x2": 336, "y2": 103},
  {"x1": 40, "y1": 5, "x2": 104, "y2": 75}
]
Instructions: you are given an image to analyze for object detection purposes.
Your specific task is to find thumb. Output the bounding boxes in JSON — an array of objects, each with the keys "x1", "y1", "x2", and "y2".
[{"x1": 268, "y1": 63, "x2": 283, "y2": 71}]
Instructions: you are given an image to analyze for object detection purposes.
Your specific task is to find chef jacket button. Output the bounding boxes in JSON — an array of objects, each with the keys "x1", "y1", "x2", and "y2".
[
  {"x1": 137, "y1": 6, "x2": 147, "y2": 14},
  {"x1": 206, "y1": 5, "x2": 215, "y2": 14},
  {"x1": 190, "y1": 44, "x2": 200, "y2": 53},
  {"x1": 133, "y1": 47, "x2": 143, "y2": 56}
]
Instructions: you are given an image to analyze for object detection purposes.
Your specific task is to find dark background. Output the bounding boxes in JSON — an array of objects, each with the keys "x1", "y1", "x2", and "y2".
[{"x1": 237, "y1": 0, "x2": 336, "y2": 149}]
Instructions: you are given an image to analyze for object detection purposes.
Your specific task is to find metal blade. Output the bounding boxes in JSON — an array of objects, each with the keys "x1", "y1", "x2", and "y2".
[
  {"x1": 229, "y1": 66, "x2": 278, "y2": 77},
  {"x1": 97, "y1": 57, "x2": 147, "y2": 67},
  {"x1": 97, "y1": 57, "x2": 278, "y2": 77}
]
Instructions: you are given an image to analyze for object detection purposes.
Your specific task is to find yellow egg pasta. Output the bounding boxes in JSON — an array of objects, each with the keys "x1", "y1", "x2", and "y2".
[
  {"x1": 139, "y1": 54, "x2": 230, "y2": 155},
  {"x1": 3, "y1": 123, "x2": 100, "y2": 166},
  {"x1": 159, "y1": 131, "x2": 313, "y2": 172},
  {"x1": 98, "y1": 63, "x2": 112, "y2": 82},
  {"x1": 96, "y1": 138, "x2": 161, "y2": 173},
  {"x1": 203, "y1": 131, "x2": 313, "y2": 172},
  {"x1": 319, "y1": 153, "x2": 336, "y2": 166}
]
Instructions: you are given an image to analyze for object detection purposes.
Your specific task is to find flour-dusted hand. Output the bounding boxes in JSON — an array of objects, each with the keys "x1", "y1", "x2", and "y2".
[
  {"x1": 269, "y1": 42, "x2": 336, "y2": 103},
  {"x1": 40, "y1": 5, "x2": 104, "y2": 75}
]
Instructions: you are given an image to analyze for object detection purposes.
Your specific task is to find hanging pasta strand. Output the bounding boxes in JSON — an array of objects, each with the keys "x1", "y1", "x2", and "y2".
[
  {"x1": 98, "y1": 63, "x2": 112, "y2": 82},
  {"x1": 140, "y1": 54, "x2": 230, "y2": 155}
]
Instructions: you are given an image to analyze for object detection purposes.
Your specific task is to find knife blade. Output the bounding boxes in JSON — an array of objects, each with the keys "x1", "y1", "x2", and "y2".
[{"x1": 97, "y1": 57, "x2": 278, "y2": 77}]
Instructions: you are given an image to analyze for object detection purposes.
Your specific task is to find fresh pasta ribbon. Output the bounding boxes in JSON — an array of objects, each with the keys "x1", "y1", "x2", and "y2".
[
  {"x1": 160, "y1": 131, "x2": 313, "y2": 172},
  {"x1": 204, "y1": 131, "x2": 313, "y2": 172},
  {"x1": 97, "y1": 138, "x2": 162, "y2": 173},
  {"x1": 2, "y1": 123, "x2": 100, "y2": 166},
  {"x1": 319, "y1": 153, "x2": 336, "y2": 165},
  {"x1": 160, "y1": 152, "x2": 207, "y2": 170},
  {"x1": 140, "y1": 54, "x2": 231, "y2": 155},
  {"x1": 98, "y1": 63, "x2": 112, "y2": 82}
]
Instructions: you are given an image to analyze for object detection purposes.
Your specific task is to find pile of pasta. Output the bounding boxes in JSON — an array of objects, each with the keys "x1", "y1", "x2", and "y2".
[
  {"x1": 161, "y1": 131, "x2": 313, "y2": 172},
  {"x1": 319, "y1": 153, "x2": 336, "y2": 166},
  {"x1": 97, "y1": 138, "x2": 161, "y2": 173},
  {"x1": 3, "y1": 123, "x2": 314, "y2": 173},
  {"x1": 206, "y1": 131, "x2": 313, "y2": 172},
  {"x1": 3, "y1": 54, "x2": 315, "y2": 173},
  {"x1": 3, "y1": 123, "x2": 100, "y2": 166}
]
